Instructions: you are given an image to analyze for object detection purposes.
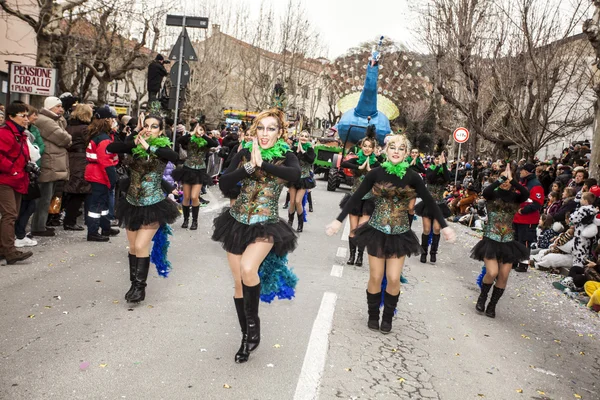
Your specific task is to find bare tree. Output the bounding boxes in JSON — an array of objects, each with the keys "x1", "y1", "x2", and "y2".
[
  {"x1": 583, "y1": 0, "x2": 600, "y2": 178},
  {"x1": 420, "y1": 0, "x2": 593, "y2": 159}
]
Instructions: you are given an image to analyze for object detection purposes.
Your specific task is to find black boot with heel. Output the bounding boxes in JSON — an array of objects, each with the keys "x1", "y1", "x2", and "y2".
[
  {"x1": 297, "y1": 212, "x2": 304, "y2": 232},
  {"x1": 355, "y1": 248, "x2": 364, "y2": 266},
  {"x1": 347, "y1": 238, "x2": 356, "y2": 265},
  {"x1": 243, "y1": 283, "x2": 261, "y2": 352},
  {"x1": 190, "y1": 206, "x2": 200, "y2": 230},
  {"x1": 430, "y1": 234, "x2": 440, "y2": 263},
  {"x1": 181, "y1": 206, "x2": 190, "y2": 228},
  {"x1": 420, "y1": 234, "x2": 429, "y2": 263},
  {"x1": 380, "y1": 291, "x2": 400, "y2": 334},
  {"x1": 366, "y1": 290, "x2": 381, "y2": 331},
  {"x1": 485, "y1": 286, "x2": 505, "y2": 318},
  {"x1": 127, "y1": 257, "x2": 150, "y2": 303},
  {"x1": 476, "y1": 283, "x2": 492, "y2": 312},
  {"x1": 124, "y1": 253, "x2": 137, "y2": 301},
  {"x1": 233, "y1": 297, "x2": 249, "y2": 363}
]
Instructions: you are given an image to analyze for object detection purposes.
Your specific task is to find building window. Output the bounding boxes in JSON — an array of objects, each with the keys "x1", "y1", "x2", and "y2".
[{"x1": 302, "y1": 86, "x2": 309, "y2": 99}]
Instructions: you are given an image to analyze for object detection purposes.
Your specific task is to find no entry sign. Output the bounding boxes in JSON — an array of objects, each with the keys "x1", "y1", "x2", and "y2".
[
  {"x1": 10, "y1": 64, "x2": 56, "y2": 96},
  {"x1": 453, "y1": 127, "x2": 470, "y2": 143}
]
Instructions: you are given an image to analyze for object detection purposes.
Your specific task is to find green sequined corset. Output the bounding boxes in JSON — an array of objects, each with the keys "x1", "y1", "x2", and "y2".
[
  {"x1": 184, "y1": 143, "x2": 207, "y2": 170},
  {"x1": 126, "y1": 156, "x2": 166, "y2": 206},
  {"x1": 428, "y1": 183, "x2": 445, "y2": 202},
  {"x1": 229, "y1": 158, "x2": 286, "y2": 225},
  {"x1": 368, "y1": 182, "x2": 417, "y2": 235},
  {"x1": 483, "y1": 201, "x2": 520, "y2": 242},
  {"x1": 352, "y1": 171, "x2": 373, "y2": 200},
  {"x1": 300, "y1": 159, "x2": 312, "y2": 179}
]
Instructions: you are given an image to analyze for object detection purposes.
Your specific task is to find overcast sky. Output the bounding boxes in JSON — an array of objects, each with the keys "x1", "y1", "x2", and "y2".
[{"x1": 174, "y1": 0, "x2": 420, "y2": 58}]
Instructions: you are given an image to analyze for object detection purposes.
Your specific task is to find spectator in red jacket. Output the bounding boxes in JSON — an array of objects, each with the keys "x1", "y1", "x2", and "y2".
[
  {"x1": 84, "y1": 106, "x2": 119, "y2": 242},
  {"x1": 0, "y1": 102, "x2": 33, "y2": 264},
  {"x1": 513, "y1": 163, "x2": 545, "y2": 272}
]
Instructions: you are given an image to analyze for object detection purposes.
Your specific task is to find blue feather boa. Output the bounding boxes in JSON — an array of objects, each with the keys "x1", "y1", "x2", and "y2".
[
  {"x1": 151, "y1": 224, "x2": 173, "y2": 278},
  {"x1": 302, "y1": 191, "x2": 308, "y2": 222},
  {"x1": 258, "y1": 251, "x2": 299, "y2": 303},
  {"x1": 476, "y1": 265, "x2": 486, "y2": 288}
]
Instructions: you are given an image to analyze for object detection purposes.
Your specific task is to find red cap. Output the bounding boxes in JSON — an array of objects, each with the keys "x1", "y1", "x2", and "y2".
[{"x1": 589, "y1": 185, "x2": 600, "y2": 197}]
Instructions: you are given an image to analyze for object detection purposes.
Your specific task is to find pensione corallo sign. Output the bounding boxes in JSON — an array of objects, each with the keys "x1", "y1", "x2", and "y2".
[{"x1": 10, "y1": 64, "x2": 56, "y2": 96}]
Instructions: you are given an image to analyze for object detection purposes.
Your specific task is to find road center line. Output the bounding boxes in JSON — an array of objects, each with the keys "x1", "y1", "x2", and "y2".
[
  {"x1": 336, "y1": 247, "x2": 347, "y2": 258},
  {"x1": 293, "y1": 292, "x2": 337, "y2": 400},
  {"x1": 330, "y1": 265, "x2": 343, "y2": 277},
  {"x1": 341, "y1": 219, "x2": 350, "y2": 241}
]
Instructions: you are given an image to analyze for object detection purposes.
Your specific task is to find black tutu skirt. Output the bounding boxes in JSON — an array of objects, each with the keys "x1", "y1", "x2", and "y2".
[
  {"x1": 172, "y1": 166, "x2": 212, "y2": 186},
  {"x1": 289, "y1": 176, "x2": 316, "y2": 190},
  {"x1": 470, "y1": 237, "x2": 530, "y2": 264},
  {"x1": 414, "y1": 200, "x2": 451, "y2": 219},
  {"x1": 352, "y1": 223, "x2": 423, "y2": 258},
  {"x1": 117, "y1": 197, "x2": 180, "y2": 231},
  {"x1": 339, "y1": 194, "x2": 375, "y2": 217},
  {"x1": 223, "y1": 185, "x2": 241, "y2": 200},
  {"x1": 212, "y1": 208, "x2": 298, "y2": 256}
]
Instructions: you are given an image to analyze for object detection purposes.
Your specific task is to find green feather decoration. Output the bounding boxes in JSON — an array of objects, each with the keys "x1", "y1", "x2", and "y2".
[
  {"x1": 243, "y1": 139, "x2": 290, "y2": 161},
  {"x1": 357, "y1": 150, "x2": 377, "y2": 165},
  {"x1": 132, "y1": 136, "x2": 172, "y2": 158},
  {"x1": 190, "y1": 135, "x2": 208, "y2": 148},
  {"x1": 382, "y1": 161, "x2": 410, "y2": 179}
]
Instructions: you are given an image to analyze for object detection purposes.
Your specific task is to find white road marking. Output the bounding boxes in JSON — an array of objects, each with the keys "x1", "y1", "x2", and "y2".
[
  {"x1": 341, "y1": 219, "x2": 350, "y2": 242},
  {"x1": 336, "y1": 247, "x2": 347, "y2": 258},
  {"x1": 293, "y1": 292, "x2": 337, "y2": 400},
  {"x1": 330, "y1": 265, "x2": 343, "y2": 278}
]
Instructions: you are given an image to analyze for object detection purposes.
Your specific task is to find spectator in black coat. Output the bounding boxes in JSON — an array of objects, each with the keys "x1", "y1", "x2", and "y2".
[
  {"x1": 553, "y1": 187, "x2": 578, "y2": 226},
  {"x1": 147, "y1": 54, "x2": 168, "y2": 103}
]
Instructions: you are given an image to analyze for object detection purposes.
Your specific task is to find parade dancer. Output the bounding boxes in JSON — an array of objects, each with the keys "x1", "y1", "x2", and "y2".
[
  {"x1": 84, "y1": 106, "x2": 120, "y2": 242},
  {"x1": 339, "y1": 126, "x2": 380, "y2": 266},
  {"x1": 106, "y1": 115, "x2": 179, "y2": 303},
  {"x1": 327, "y1": 135, "x2": 455, "y2": 333},
  {"x1": 287, "y1": 131, "x2": 315, "y2": 232},
  {"x1": 415, "y1": 153, "x2": 451, "y2": 263},
  {"x1": 173, "y1": 124, "x2": 219, "y2": 230},
  {"x1": 472, "y1": 165, "x2": 530, "y2": 318},
  {"x1": 212, "y1": 109, "x2": 301, "y2": 363}
]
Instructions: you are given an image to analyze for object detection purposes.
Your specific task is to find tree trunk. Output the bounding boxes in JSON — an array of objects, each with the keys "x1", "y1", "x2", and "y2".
[
  {"x1": 97, "y1": 81, "x2": 108, "y2": 104},
  {"x1": 590, "y1": 100, "x2": 600, "y2": 179}
]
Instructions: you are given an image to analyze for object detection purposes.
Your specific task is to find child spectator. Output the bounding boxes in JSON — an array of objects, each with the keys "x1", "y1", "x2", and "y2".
[
  {"x1": 553, "y1": 187, "x2": 577, "y2": 227},
  {"x1": 569, "y1": 192, "x2": 598, "y2": 269},
  {"x1": 532, "y1": 214, "x2": 558, "y2": 252},
  {"x1": 545, "y1": 191, "x2": 562, "y2": 216}
]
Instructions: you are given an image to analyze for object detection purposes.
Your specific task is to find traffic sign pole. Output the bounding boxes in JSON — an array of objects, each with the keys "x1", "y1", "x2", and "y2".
[
  {"x1": 172, "y1": 16, "x2": 186, "y2": 151},
  {"x1": 452, "y1": 127, "x2": 470, "y2": 186}
]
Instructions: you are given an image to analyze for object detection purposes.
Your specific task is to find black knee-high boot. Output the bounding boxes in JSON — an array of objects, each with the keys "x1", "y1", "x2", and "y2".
[
  {"x1": 125, "y1": 253, "x2": 137, "y2": 300},
  {"x1": 380, "y1": 291, "x2": 400, "y2": 334},
  {"x1": 485, "y1": 286, "x2": 505, "y2": 318},
  {"x1": 347, "y1": 238, "x2": 356, "y2": 265},
  {"x1": 430, "y1": 234, "x2": 441, "y2": 263},
  {"x1": 297, "y1": 212, "x2": 304, "y2": 232},
  {"x1": 190, "y1": 206, "x2": 200, "y2": 230},
  {"x1": 128, "y1": 257, "x2": 150, "y2": 303},
  {"x1": 243, "y1": 283, "x2": 261, "y2": 352},
  {"x1": 420, "y1": 234, "x2": 429, "y2": 263},
  {"x1": 476, "y1": 283, "x2": 492, "y2": 312},
  {"x1": 283, "y1": 192, "x2": 290, "y2": 209},
  {"x1": 288, "y1": 212, "x2": 295, "y2": 226},
  {"x1": 181, "y1": 206, "x2": 190, "y2": 228},
  {"x1": 355, "y1": 247, "x2": 364, "y2": 266},
  {"x1": 366, "y1": 290, "x2": 381, "y2": 330},
  {"x1": 233, "y1": 297, "x2": 249, "y2": 363},
  {"x1": 308, "y1": 191, "x2": 313, "y2": 212}
]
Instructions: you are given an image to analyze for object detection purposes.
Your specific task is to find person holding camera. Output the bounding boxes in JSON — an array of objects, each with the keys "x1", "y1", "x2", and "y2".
[
  {"x1": 147, "y1": 54, "x2": 169, "y2": 105},
  {"x1": 0, "y1": 102, "x2": 35, "y2": 264},
  {"x1": 14, "y1": 106, "x2": 44, "y2": 249}
]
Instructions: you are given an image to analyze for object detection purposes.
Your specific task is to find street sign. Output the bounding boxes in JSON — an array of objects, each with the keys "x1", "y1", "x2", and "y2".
[
  {"x1": 10, "y1": 64, "x2": 56, "y2": 96},
  {"x1": 168, "y1": 28, "x2": 198, "y2": 61},
  {"x1": 170, "y1": 61, "x2": 190, "y2": 87},
  {"x1": 168, "y1": 86, "x2": 186, "y2": 110},
  {"x1": 453, "y1": 127, "x2": 470, "y2": 143},
  {"x1": 166, "y1": 15, "x2": 208, "y2": 28}
]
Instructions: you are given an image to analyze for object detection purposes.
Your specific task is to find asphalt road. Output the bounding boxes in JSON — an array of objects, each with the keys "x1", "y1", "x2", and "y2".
[{"x1": 1, "y1": 178, "x2": 599, "y2": 400}]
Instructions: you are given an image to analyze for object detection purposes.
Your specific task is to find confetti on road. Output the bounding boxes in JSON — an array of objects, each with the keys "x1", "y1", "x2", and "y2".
[
  {"x1": 79, "y1": 362, "x2": 90, "y2": 371},
  {"x1": 223, "y1": 384, "x2": 231, "y2": 389},
  {"x1": 28, "y1": 315, "x2": 35, "y2": 318},
  {"x1": 516, "y1": 389, "x2": 523, "y2": 393},
  {"x1": 266, "y1": 363, "x2": 274, "y2": 368},
  {"x1": 99, "y1": 364, "x2": 107, "y2": 368},
  {"x1": 344, "y1": 368, "x2": 352, "y2": 372},
  {"x1": 273, "y1": 344, "x2": 281, "y2": 348},
  {"x1": 574, "y1": 394, "x2": 582, "y2": 399},
  {"x1": 398, "y1": 378, "x2": 405, "y2": 383}
]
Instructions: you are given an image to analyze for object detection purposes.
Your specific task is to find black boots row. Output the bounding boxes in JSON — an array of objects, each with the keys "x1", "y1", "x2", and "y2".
[
  {"x1": 125, "y1": 253, "x2": 150, "y2": 303},
  {"x1": 181, "y1": 206, "x2": 200, "y2": 230},
  {"x1": 420, "y1": 233, "x2": 440, "y2": 264},
  {"x1": 476, "y1": 283, "x2": 505, "y2": 318},
  {"x1": 346, "y1": 238, "x2": 364, "y2": 266},
  {"x1": 233, "y1": 283, "x2": 261, "y2": 363},
  {"x1": 288, "y1": 212, "x2": 304, "y2": 232},
  {"x1": 366, "y1": 290, "x2": 399, "y2": 334}
]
